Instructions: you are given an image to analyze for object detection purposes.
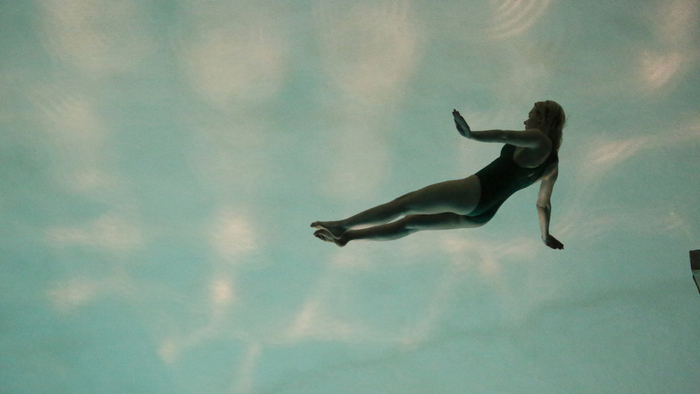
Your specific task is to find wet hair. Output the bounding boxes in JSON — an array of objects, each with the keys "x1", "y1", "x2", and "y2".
[{"x1": 534, "y1": 100, "x2": 565, "y2": 152}]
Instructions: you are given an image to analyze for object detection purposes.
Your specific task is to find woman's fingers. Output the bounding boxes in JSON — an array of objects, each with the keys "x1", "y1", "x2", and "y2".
[
  {"x1": 453, "y1": 111, "x2": 469, "y2": 128},
  {"x1": 452, "y1": 110, "x2": 472, "y2": 138},
  {"x1": 546, "y1": 236, "x2": 564, "y2": 250}
]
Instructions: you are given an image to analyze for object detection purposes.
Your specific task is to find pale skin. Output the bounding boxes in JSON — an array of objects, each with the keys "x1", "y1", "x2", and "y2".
[{"x1": 311, "y1": 105, "x2": 564, "y2": 250}]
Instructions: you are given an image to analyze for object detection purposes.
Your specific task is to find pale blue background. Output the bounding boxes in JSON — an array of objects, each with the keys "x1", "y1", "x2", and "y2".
[{"x1": 1, "y1": 0, "x2": 700, "y2": 393}]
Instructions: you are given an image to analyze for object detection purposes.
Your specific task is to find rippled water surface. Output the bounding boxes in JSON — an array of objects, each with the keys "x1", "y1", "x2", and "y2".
[{"x1": 2, "y1": 1, "x2": 700, "y2": 393}]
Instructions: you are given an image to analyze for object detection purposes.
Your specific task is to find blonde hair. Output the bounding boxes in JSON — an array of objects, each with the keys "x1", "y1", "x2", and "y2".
[{"x1": 534, "y1": 100, "x2": 565, "y2": 152}]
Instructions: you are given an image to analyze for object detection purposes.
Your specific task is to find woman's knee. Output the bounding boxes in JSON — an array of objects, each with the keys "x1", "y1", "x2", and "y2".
[{"x1": 392, "y1": 191, "x2": 417, "y2": 212}]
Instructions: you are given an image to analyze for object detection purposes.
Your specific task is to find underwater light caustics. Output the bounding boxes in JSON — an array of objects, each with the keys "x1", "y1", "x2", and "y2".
[
  {"x1": 39, "y1": 0, "x2": 152, "y2": 75},
  {"x1": 640, "y1": 51, "x2": 685, "y2": 91},
  {"x1": 637, "y1": 0, "x2": 699, "y2": 92},
  {"x1": 313, "y1": 0, "x2": 417, "y2": 101},
  {"x1": 211, "y1": 211, "x2": 257, "y2": 259},
  {"x1": 487, "y1": 0, "x2": 552, "y2": 40}
]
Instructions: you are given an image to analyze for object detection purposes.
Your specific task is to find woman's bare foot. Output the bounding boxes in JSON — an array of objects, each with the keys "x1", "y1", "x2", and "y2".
[
  {"x1": 314, "y1": 229, "x2": 348, "y2": 247},
  {"x1": 310, "y1": 221, "x2": 346, "y2": 239}
]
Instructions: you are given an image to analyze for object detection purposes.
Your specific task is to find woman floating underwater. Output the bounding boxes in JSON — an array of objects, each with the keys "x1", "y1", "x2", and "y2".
[{"x1": 312, "y1": 100, "x2": 565, "y2": 250}]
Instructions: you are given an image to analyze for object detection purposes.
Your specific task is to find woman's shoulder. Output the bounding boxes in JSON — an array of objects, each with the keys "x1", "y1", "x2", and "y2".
[{"x1": 513, "y1": 142, "x2": 555, "y2": 168}]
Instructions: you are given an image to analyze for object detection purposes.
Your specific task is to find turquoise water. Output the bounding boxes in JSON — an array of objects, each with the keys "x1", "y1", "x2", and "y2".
[{"x1": 2, "y1": 0, "x2": 700, "y2": 393}]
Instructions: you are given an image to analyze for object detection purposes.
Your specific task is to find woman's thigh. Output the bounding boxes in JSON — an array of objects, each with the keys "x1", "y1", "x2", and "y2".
[{"x1": 397, "y1": 175, "x2": 481, "y2": 216}]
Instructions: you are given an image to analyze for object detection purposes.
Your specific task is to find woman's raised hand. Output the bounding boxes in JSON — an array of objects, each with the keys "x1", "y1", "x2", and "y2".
[{"x1": 453, "y1": 110, "x2": 472, "y2": 138}]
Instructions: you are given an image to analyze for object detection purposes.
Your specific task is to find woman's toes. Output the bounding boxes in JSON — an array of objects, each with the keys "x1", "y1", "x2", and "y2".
[
  {"x1": 314, "y1": 229, "x2": 330, "y2": 241},
  {"x1": 311, "y1": 221, "x2": 345, "y2": 238},
  {"x1": 314, "y1": 229, "x2": 346, "y2": 247}
]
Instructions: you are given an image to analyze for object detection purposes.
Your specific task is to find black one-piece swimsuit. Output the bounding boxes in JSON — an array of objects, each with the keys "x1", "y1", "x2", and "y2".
[{"x1": 467, "y1": 144, "x2": 558, "y2": 224}]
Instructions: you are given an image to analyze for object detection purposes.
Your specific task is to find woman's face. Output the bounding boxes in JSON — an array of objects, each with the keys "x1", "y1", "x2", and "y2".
[{"x1": 523, "y1": 106, "x2": 541, "y2": 130}]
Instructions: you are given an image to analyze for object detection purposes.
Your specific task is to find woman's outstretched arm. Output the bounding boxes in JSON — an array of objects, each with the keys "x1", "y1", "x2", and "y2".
[
  {"x1": 536, "y1": 164, "x2": 564, "y2": 249},
  {"x1": 452, "y1": 110, "x2": 550, "y2": 149}
]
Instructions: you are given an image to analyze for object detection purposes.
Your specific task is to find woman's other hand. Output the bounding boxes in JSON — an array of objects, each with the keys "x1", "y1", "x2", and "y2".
[{"x1": 543, "y1": 234, "x2": 564, "y2": 250}]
